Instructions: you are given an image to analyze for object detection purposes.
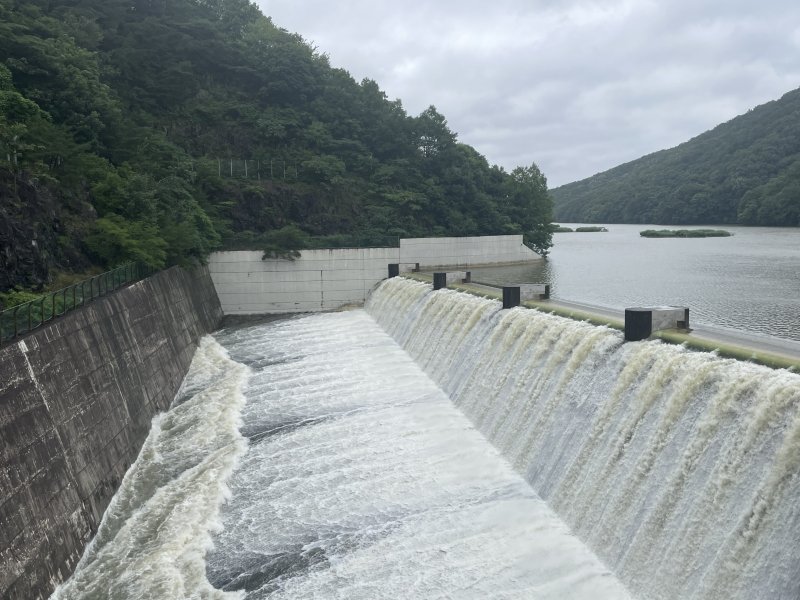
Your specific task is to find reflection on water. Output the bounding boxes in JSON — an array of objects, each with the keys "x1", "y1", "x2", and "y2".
[{"x1": 469, "y1": 224, "x2": 800, "y2": 342}]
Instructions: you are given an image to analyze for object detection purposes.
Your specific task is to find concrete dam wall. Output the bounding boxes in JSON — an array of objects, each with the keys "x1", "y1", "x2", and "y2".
[{"x1": 0, "y1": 266, "x2": 222, "y2": 599}]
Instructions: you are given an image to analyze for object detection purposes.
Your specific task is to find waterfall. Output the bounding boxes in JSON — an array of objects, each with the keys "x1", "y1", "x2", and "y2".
[{"x1": 366, "y1": 277, "x2": 800, "y2": 600}]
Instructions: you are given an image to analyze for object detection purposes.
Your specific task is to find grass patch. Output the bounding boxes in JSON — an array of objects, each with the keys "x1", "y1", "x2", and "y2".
[
  {"x1": 640, "y1": 229, "x2": 732, "y2": 238},
  {"x1": 575, "y1": 226, "x2": 608, "y2": 232},
  {"x1": 552, "y1": 225, "x2": 574, "y2": 232}
]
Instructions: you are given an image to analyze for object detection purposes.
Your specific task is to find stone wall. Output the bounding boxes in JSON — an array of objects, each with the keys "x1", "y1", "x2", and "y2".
[{"x1": 0, "y1": 266, "x2": 222, "y2": 599}]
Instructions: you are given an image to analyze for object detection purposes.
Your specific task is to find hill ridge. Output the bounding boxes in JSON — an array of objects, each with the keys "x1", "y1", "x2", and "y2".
[{"x1": 551, "y1": 88, "x2": 800, "y2": 226}]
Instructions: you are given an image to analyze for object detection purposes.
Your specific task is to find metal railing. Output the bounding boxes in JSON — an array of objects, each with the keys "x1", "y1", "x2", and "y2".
[{"x1": 0, "y1": 263, "x2": 155, "y2": 346}]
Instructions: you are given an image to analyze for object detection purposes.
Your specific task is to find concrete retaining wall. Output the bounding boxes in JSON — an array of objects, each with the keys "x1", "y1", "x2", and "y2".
[
  {"x1": 0, "y1": 266, "x2": 222, "y2": 599},
  {"x1": 210, "y1": 235, "x2": 540, "y2": 315},
  {"x1": 400, "y1": 234, "x2": 537, "y2": 268},
  {"x1": 209, "y1": 248, "x2": 398, "y2": 314}
]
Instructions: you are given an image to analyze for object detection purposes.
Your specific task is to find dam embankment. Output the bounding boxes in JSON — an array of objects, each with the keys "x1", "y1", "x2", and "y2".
[{"x1": 0, "y1": 266, "x2": 222, "y2": 599}]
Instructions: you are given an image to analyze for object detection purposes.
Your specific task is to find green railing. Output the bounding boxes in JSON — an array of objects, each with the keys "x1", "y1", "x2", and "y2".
[{"x1": 0, "y1": 263, "x2": 155, "y2": 346}]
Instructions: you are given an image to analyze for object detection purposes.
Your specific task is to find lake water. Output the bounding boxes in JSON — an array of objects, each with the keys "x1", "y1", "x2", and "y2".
[{"x1": 469, "y1": 224, "x2": 800, "y2": 343}]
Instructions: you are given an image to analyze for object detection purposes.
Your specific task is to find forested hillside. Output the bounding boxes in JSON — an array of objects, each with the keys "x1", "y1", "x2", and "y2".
[
  {"x1": 0, "y1": 0, "x2": 552, "y2": 295},
  {"x1": 551, "y1": 88, "x2": 800, "y2": 226}
]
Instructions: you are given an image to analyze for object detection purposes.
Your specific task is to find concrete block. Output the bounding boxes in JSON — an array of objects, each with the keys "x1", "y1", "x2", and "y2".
[
  {"x1": 503, "y1": 287, "x2": 521, "y2": 309},
  {"x1": 625, "y1": 306, "x2": 689, "y2": 341},
  {"x1": 518, "y1": 284, "x2": 550, "y2": 301}
]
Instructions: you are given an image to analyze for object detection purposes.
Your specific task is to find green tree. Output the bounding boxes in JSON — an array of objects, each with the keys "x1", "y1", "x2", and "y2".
[{"x1": 505, "y1": 163, "x2": 553, "y2": 256}]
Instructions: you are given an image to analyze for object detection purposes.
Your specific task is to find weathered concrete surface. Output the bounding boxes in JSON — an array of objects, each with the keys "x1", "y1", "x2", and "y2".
[
  {"x1": 209, "y1": 235, "x2": 542, "y2": 315},
  {"x1": 0, "y1": 266, "x2": 221, "y2": 599},
  {"x1": 400, "y1": 234, "x2": 539, "y2": 268}
]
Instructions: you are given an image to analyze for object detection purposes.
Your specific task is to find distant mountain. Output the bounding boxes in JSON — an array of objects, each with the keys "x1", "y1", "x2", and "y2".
[{"x1": 551, "y1": 88, "x2": 800, "y2": 226}]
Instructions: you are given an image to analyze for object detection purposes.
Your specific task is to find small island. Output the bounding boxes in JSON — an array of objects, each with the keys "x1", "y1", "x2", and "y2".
[
  {"x1": 640, "y1": 229, "x2": 732, "y2": 238},
  {"x1": 552, "y1": 225, "x2": 609, "y2": 232}
]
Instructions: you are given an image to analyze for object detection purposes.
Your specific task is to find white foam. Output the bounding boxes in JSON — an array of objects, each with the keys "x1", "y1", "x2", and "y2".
[
  {"x1": 368, "y1": 277, "x2": 800, "y2": 600},
  {"x1": 51, "y1": 337, "x2": 250, "y2": 600},
  {"x1": 205, "y1": 311, "x2": 632, "y2": 599}
]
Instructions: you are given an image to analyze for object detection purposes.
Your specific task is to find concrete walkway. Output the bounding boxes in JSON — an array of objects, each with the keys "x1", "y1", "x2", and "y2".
[{"x1": 540, "y1": 296, "x2": 800, "y2": 367}]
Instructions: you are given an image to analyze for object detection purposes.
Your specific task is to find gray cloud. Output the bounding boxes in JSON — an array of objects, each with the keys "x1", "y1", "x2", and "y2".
[{"x1": 256, "y1": 0, "x2": 800, "y2": 186}]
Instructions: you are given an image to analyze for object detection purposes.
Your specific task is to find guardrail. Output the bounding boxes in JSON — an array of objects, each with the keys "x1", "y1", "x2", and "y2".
[{"x1": 0, "y1": 263, "x2": 155, "y2": 346}]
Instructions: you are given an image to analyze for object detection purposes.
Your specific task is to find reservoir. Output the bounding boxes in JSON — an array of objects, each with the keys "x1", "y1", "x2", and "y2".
[{"x1": 469, "y1": 224, "x2": 800, "y2": 342}]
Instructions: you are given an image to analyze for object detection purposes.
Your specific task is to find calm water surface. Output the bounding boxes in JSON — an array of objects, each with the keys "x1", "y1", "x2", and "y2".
[{"x1": 470, "y1": 224, "x2": 800, "y2": 342}]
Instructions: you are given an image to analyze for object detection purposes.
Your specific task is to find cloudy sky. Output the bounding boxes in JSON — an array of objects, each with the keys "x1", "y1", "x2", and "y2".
[{"x1": 255, "y1": 0, "x2": 800, "y2": 187}]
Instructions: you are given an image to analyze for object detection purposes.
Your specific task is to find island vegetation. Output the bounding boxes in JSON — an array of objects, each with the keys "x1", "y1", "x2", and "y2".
[
  {"x1": 551, "y1": 225, "x2": 608, "y2": 232},
  {"x1": 551, "y1": 88, "x2": 800, "y2": 227},
  {"x1": 640, "y1": 229, "x2": 732, "y2": 238},
  {"x1": 0, "y1": 0, "x2": 553, "y2": 299}
]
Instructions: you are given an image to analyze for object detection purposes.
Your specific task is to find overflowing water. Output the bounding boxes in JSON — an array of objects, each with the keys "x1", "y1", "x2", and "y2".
[
  {"x1": 51, "y1": 337, "x2": 249, "y2": 599},
  {"x1": 368, "y1": 277, "x2": 800, "y2": 600},
  {"x1": 203, "y1": 311, "x2": 631, "y2": 599},
  {"x1": 53, "y1": 278, "x2": 800, "y2": 599}
]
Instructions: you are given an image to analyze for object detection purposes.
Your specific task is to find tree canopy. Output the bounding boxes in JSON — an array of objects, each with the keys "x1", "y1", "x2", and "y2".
[
  {"x1": 0, "y1": 0, "x2": 552, "y2": 293},
  {"x1": 551, "y1": 88, "x2": 800, "y2": 226}
]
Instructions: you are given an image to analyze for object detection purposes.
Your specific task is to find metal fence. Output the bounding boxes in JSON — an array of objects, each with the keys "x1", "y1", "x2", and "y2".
[{"x1": 0, "y1": 263, "x2": 155, "y2": 346}]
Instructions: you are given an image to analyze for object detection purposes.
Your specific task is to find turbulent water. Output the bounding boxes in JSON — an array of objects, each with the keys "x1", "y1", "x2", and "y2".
[
  {"x1": 368, "y1": 278, "x2": 800, "y2": 600},
  {"x1": 53, "y1": 277, "x2": 800, "y2": 599},
  {"x1": 51, "y1": 337, "x2": 249, "y2": 599}
]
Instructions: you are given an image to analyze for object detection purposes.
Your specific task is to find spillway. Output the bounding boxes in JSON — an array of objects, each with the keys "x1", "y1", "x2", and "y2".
[
  {"x1": 52, "y1": 277, "x2": 800, "y2": 599},
  {"x1": 367, "y1": 277, "x2": 800, "y2": 600}
]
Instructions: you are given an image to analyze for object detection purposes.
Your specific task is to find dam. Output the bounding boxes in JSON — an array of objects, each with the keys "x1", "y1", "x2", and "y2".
[{"x1": 2, "y1": 236, "x2": 799, "y2": 599}]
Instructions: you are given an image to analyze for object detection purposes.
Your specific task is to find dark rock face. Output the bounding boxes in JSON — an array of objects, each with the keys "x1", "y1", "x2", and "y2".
[
  {"x1": 0, "y1": 172, "x2": 94, "y2": 294},
  {"x1": 0, "y1": 266, "x2": 222, "y2": 599}
]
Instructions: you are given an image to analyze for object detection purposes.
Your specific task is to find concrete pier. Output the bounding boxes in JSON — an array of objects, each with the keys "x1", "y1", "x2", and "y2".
[
  {"x1": 625, "y1": 306, "x2": 690, "y2": 341},
  {"x1": 503, "y1": 287, "x2": 521, "y2": 309}
]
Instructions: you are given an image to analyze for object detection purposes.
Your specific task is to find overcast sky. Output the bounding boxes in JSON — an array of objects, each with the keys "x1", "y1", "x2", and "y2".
[{"x1": 255, "y1": 0, "x2": 800, "y2": 187}]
